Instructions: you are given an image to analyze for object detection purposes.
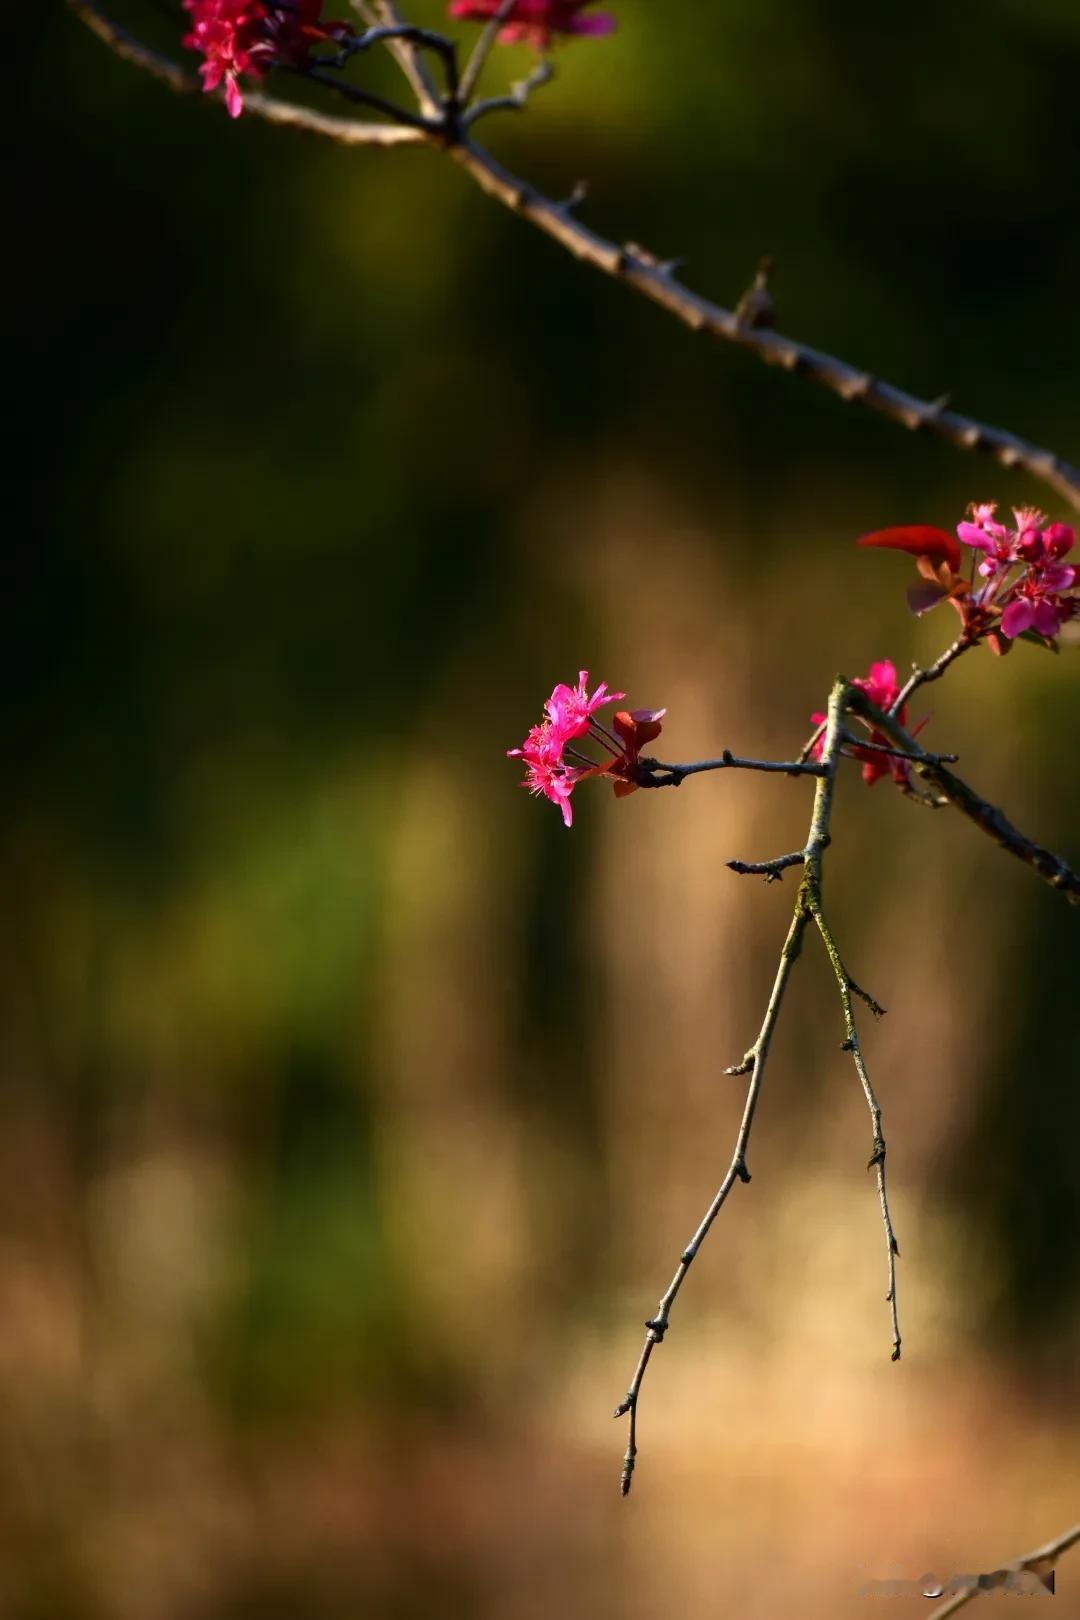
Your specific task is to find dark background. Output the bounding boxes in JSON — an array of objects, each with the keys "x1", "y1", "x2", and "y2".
[{"x1": 8, "y1": 3, "x2": 1080, "y2": 1614}]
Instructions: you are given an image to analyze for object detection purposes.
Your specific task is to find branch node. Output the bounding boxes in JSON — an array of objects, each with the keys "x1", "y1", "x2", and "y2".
[
  {"x1": 851, "y1": 979, "x2": 886, "y2": 1018},
  {"x1": 734, "y1": 254, "x2": 775, "y2": 330}
]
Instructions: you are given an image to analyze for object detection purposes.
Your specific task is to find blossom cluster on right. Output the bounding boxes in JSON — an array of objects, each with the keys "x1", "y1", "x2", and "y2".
[{"x1": 858, "y1": 503, "x2": 1078, "y2": 648}]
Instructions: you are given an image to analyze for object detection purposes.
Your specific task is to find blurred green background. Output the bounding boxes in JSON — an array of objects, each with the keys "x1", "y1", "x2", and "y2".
[{"x1": 10, "y1": 2, "x2": 1080, "y2": 1614}]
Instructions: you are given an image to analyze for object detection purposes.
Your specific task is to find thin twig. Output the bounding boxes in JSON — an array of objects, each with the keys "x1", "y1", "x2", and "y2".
[
  {"x1": 850, "y1": 693, "x2": 1080, "y2": 906},
  {"x1": 925, "y1": 1522, "x2": 1080, "y2": 1619},
  {"x1": 640, "y1": 751, "x2": 826, "y2": 785},
  {"x1": 614, "y1": 897, "x2": 810, "y2": 1495},
  {"x1": 67, "y1": 0, "x2": 427, "y2": 144},
  {"x1": 294, "y1": 64, "x2": 436, "y2": 128},
  {"x1": 726, "y1": 850, "x2": 807, "y2": 881},
  {"x1": 806, "y1": 897, "x2": 901, "y2": 1362},
  {"x1": 890, "y1": 634, "x2": 976, "y2": 717},
  {"x1": 798, "y1": 719, "x2": 827, "y2": 765},
  {"x1": 842, "y1": 733, "x2": 959, "y2": 766},
  {"x1": 464, "y1": 60, "x2": 555, "y2": 128},
  {"x1": 613, "y1": 683, "x2": 849, "y2": 1495},
  {"x1": 364, "y1": 0, "x2": 443, "y2": 117},
  {"x1": 457, "y1": 0, "x2": 518, "y2": 106}
]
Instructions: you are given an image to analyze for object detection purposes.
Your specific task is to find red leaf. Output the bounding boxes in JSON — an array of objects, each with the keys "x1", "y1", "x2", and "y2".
[{"x1": 857, "y1": 525, "x2": 963, "y2": 573}]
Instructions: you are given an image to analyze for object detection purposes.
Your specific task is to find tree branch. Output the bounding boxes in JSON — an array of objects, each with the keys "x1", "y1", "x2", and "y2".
[
  {"x1": 446, "y1": 139, "x2": 1080, "y2": 513},
  {"x1": 463, "y1": 60, "x2": 555, "y2": 129},
  {"x1": 925, "y1": 1522, "x2": 1080, "y2": 1618},
  {"x1": 851, "y1": 693, "x2": 1080, "y2": 906},
  {"x1": 67, "y1": 0, "x2": 428, "y2": 144},
  {"x1": 67, "y1": 3, "x2": 1080, "y2": 510},
  {"x1": 890, "y1": 633, "x2": 977, "y2": 717},
  {"x1": 613, "y1": 680, "x2": 893, "y2": 1495},
  {"x1": 361, "y1": 0, "x2": 443, "y2": 118},
  {"x1": 457, "y1": 0, "x2": 518, "y2": 106},
  {"x1": 805, "y1": 896, "x2": 901, "y2": 1361},
  {"x1": 726, "y1": 849, "x2": 807, "y2": 881},
  {"x1": 613, "y1": 892, "x2": 811, "y2": 1496},
  {"x1": 638, "y1": 750, "x2": 826, "y2": 785}
]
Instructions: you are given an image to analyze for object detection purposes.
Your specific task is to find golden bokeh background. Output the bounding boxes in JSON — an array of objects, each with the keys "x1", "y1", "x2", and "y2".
[{"x1": 10, "y1": 2, "x2": 1080, "y2": 1614}]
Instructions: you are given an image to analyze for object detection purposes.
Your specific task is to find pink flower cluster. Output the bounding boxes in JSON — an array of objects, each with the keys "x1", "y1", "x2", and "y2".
[
  {"x1": 857, "y1": 503, "x2": 1078, "y2": 648},
  {"x1": 182, "y1": 0, "x2": 346, "y2": 118},
  {"x1": 956, "y1": 503, "x2": 1077, "y2": 641},
  {"x1": 447, "y1": 0, "x2": 616, "y2": 49},
  {"x1": 508, "y1": 671, "x2": 665, "y2": 826},
  {"x1": 811, "y1": 659, "x2": 922, "y2": 787}
]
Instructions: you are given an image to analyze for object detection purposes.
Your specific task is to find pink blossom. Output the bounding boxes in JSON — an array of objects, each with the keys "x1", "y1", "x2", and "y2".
[
  {"x1": 860, "y1": 497, "x2": 1080, "y2": 654},
  {"x1": 1000, "y1": 596, "x2": 1062, "y2": 640},
  {"x1": 948, "y1": 501, "x2": 1079, "y2": 642},
  {"x1": 508, "y1": 672, "x2": 663, "y2": 824},
  {"x1": 183, "y1": 0, "x2": 346, "y2": 117},
  {"x1": 811, "y1": 660, "x2": 921, "y2": 787},
  {"x1": 544, "y1": 670, "x2": 625, "y2": 740},
  {"x1": 520, "y1": 756, "x2": 584, "y2": 827},
  {"x1": 447, "y1": 0, "x2": 616, "y2": 49}
]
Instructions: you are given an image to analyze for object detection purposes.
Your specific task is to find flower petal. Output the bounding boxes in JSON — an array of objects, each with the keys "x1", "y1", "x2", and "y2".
[
  {"x1": 1000, "y1": 598, "x2": 1036, "y2": 638},
  {"x1": 956, "y1": 522, "x2": 995, "y2": 553}
]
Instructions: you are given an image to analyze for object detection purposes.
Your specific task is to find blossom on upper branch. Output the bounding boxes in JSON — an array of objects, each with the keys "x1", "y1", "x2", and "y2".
[
  {"x1": 811, "y1": 659, "x2": 923, "y2": 787},
  {"x1": 857, "y1": 505, "x2": 1078, "y2": 649},
  {"x1": 447, "y1": 0, "x2": 617, "y2": 49},
  {"x1": 508, "y1": 671, "x2": 664, "y2": 826},
  {"x1": 182, "y1": 0, "x2": 347, "y2": 118}
]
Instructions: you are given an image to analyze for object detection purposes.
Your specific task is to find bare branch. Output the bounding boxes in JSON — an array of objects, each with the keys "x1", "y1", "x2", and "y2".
[
  {"x1": 67, "y1": 0, "x2": 427, "y2": 144},
  {"x1": 457, "y1": 0, "x2": 519, "y2": 106},
  {"x1": 614, "y1": 894, "x2": 811, "y2": 1495},
  {"x1": 67, "y1": 4, "x2": 1080, "y2": 507},
  {"x1": 67, "y1": 0, "x2": 193, "y2": 90},
  {"x1": 463, "y1": 60, "x2": 555, "y2": 129},
  {"x1": 726, "y1": 849, "x2": 807, "y2": 881},
  {"x1": 447, "y1": 139, "x2": 1080, "y2": 512},
  {"x1": 806, "y1": 899, "x2": 901, "y2": 1361},
  {"x1": 359, "y1": 0, "x2": 439, "y2": 115},
  {"x1": 890, "y1": 633, "x2": 977, "y2": 716},
  {"x1": 850, "y1": 692, "x2": 1080, "y2": 906},
  {"x1": 842, "y1": 733, "x2": 959, "y2": 766},
  {"x1": 614, "y1": 681, "x2": 850, "y2": 1495},
  {"x1": 293, "y1": 64, "x2": 437, "y2": 129},
  {"x1": 925, "y1": 1522, "x2": 1080, "y2": 1618},
  {"x1": 639, "y1": 750, "x2": 826, "y2": 785}
]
